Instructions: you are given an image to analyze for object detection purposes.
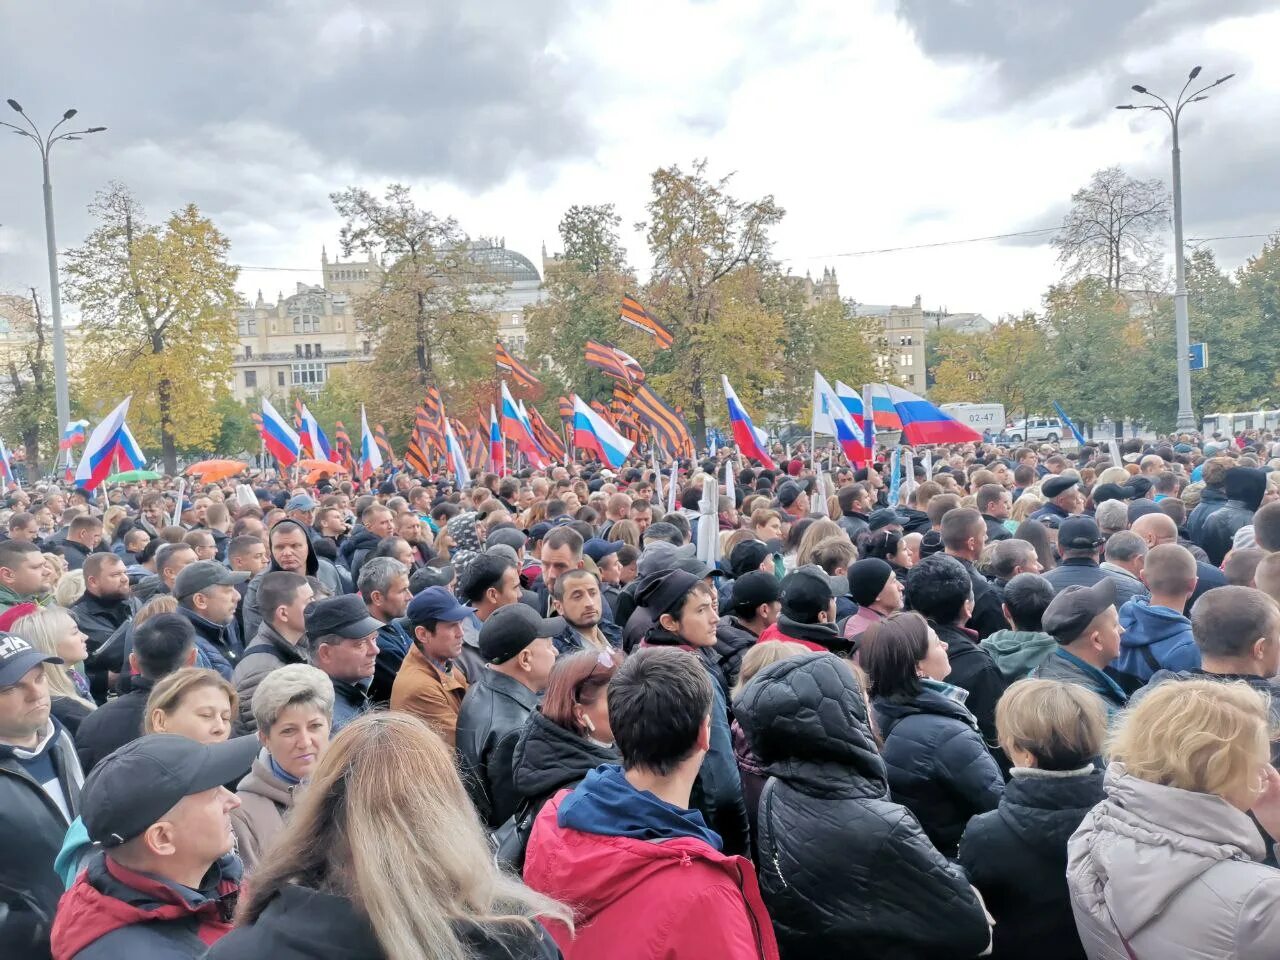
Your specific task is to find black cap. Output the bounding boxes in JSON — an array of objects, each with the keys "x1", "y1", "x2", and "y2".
[
  {"x1": 173, "y1": 560, "x2": 250, "y2": 600},
  {"x1": 305, "y1": 595, "x2": 384, "y2": 641},
  {"x1": 730, "y1": 570, "x2": 781, "y2": 612},
  {"x1": 729, "y1": 540, "x2": 771, "y2": 578},
  {"x1": 868, "y1": 508, "x2": 901, "y2": 532},
  {"x1": 81, "y1": 734, "x2": 259, "y2": 846},
  {"x1": 846, "y1": 558, "x2": 894, "y2": 606},
  {"x1": 775, "y1": 481, "x2": 802, "y2": 508},
  {"x1": 1091, "y1": 482, "x2": 1130, "y2": 504},
  {"x1": 1042, "y1": 476, "x2": 1079, "y2": 499},
  {"x1": 1043, "y1": 579, "x2": 1117, "y2": 644},
  {"x1": 779, "y1": 566, "x2": 834, "y2": 619},
  {"x1": 1126, "y1": 498, "x2": 1162, "y2": 524},
  {"x1": 0, "y1": 633, "x2": 61, "y2": 687},
  {"x1": 635, "y1": 569, "x2": 704, "y2": 618},
  {"x1": 478, "y1": 604, "x2": 564, "y2": 664},
  {"x1": 1058, "y1": 516, "x2": 1104, "y2": 551}
]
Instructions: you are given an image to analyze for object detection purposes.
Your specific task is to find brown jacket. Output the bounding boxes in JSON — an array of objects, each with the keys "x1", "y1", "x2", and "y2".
[
  {"x1": 390, "y1": 644, "x2": 468, "y2": 747},
  {"x1": 230, "y1": 753, "x2": 294, "y2": 872}
]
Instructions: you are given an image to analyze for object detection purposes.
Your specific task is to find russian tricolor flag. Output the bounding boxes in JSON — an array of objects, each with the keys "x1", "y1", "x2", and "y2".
[
  {"x1": 885, "y1": 384, "x2": 983, "y2": 445},
  {"x1": 60, "y1": 420, "x2": 89, "y2": 451},
  {"x1": 835, "y1": 381, "x2": 870, "y2": 448},
  {"x1": 722, "y1": 376, "x2": 776, "y2": 470},
  {"x1": 75, "y1": 397, "x2": 147, "y2": 491},
  {"x1": 0, "y1": 437, "x2": 16, "y2": 488},
  {"x1": 813, "y1": 372, "x2": 869, "y2": 466},
  {"x1": 443, "y1": 417, "x2": 470, "y2": 489},
  {"x1": 299, "y1": 403, "x2": 337, "y2": 462},
  {"x1": 489, "y1": 404, "x2": 505, "y2": 476},
  {"x1": 572, "y1": 395, "x2": 633, "y2": 469},
  {"x1": 360, "y1": 405, "x2": 382, "y2": 481},
  {"x1": 500, "y1": 383, "x2": 548, "y2": 468},
  {"x1": 865, "y1": 383, "x2": 903, "y2": 432},
  {"x1": 260, "y1": 398, "x2": 302, "y2": 467}
]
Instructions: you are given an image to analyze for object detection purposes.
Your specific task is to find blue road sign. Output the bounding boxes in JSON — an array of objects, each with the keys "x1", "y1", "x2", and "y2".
[{"x1": 1189, "y1": 342, "x2": 1208, "y2": 371}]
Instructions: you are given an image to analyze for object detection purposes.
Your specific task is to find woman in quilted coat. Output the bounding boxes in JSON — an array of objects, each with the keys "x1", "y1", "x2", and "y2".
[
  {"x1": 862, "y1": 612, "x2": 1004, "y2": 858},
  {"x1": 737, "y1": 651, "x2": 992, "y2": 959},
  {"x1": 1067, "y1": 679, "x2": 1280, "y2": 959}
]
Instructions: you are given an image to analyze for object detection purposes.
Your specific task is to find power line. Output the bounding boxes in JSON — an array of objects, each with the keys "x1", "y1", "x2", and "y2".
[{"x1": 780, "y1": 226, "x2": 1061, "y2": 262}]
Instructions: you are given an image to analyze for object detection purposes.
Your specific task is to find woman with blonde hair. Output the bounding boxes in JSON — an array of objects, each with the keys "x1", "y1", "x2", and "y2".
[
  {"x1": 12, "y1": 603, "x2": 95, "y2": 733},
  {"x1": 144, "y1": 666, "x2": 237, "y2": 743},
  {"x1": 794, "y1": 518, "x2": 845, "y2": 568},
  {"x1": 209, "y1": 712, "x2": 568, "y2": 960},
  {"x1": 960, "y1": 679, "x2": 1106, "y2": 960},
  {"x1": 54, "y1": 569, "x2": 85, "y2": 608},
  {"x1": 101, "y1": 505, "x2": 128, "y2": 542},
  {"x1": 604, "y1": 518, "x2": 640, "y2": 548},
  {"x1": 1010, "y1": 492, "x2": 1046, "y2": 524},
  {"x1": 1068, "y1": 680, "x2": 1280, "y2": 958}
]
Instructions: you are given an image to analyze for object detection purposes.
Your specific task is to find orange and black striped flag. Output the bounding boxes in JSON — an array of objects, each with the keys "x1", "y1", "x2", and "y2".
[
  {"x1": 584, "y1": 340, "x2": 630, "y2": 382},
  {"x1": 620, "y1": 295, "x2": 673, "y2": 349},
  {"x1": 333, "y1": 421, "x2": 355, "y2": 474},
  {"x1": 496, "y1": 340, "x2": 540, "y2": 390},
  {"x1": 557, "y1": 396, "x2": 574, "y2": 426},
  {"x1": 632, "y1": 383, "x2": 694, "y2": 460},
  {"x1": 404, "y1": 436, "x2": 431, "y2": 477},
  {"x1": 466, "y1": 428, "x2": 488, "y2": 473},
  {"x1": 417, "y1": 388, "x2": 446, "y2": 459},
  {"x1": 374, "y1": 424, "x2": 394, "y2": 462},
  {"x1": 529, "y1": 406, "x2": 566, "y2": 462}
]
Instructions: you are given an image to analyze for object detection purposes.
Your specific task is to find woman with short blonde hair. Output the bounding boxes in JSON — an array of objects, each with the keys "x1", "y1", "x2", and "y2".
[
  {"x1": 54, "y1": 569, "x2": 85, "y2": 608},
  {"x1": 211, "y1": 712, "x2": 570, "y2": 960},
  {"x1": 1068, "y1": 680, "x2": 1280, "y2": 958},
  {"x1": 144, "y1": 667, "x2": 237, "y2": 743}
]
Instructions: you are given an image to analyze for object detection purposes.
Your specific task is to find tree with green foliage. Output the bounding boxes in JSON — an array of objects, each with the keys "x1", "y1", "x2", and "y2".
[
  {"x1": 0, "y1": 290, "x2": 55, "y2": 474},
  {"x1": 64, "y1": 184, "x2": 239, "y2": 474}
]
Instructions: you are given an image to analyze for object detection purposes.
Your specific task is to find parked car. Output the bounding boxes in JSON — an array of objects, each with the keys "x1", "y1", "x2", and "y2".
[{"x1": 1006, "y1": 417, "x2": 1063, "y2": 443}]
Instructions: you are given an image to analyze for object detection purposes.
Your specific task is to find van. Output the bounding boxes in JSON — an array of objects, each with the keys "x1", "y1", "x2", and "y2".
[
  {"x1": 1006, "y1": 417, "x2": 1064, "y2": 443},
  {"x1": 939, "y1": 403, "x2": 1006, "y2": 434}
]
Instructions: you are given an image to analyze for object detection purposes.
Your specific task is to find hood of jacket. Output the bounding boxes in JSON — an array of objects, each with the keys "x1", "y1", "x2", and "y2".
[
  {"x1": 558, "y1": 763, "x2": 722, "y2": 849},
  {"x1": 531, "y1": 779, "x2": 748, "y2": 931},
  {"x1": 238, "y1": 754, "x2": 295, "y2": 808},
  {"x1": 511, "y1": 708, "x2": 619, "y2": 801},
  {"x1": 1067, "y1": 762, "x2": 1265, "y2": 938},
  {"x1": 51, "y1": 851, "x2": 241, "y2": 959},
  {"x1": 980, "y1": 629, "x2": 1058, "y2": 679},
  {"x1": 1224, "y1": 467, "x2": 1267, "y2": 511},
  {"x1": 769, "y1": 615, "x2": 853, "y2": 656},
  {"x1": 1000, "y1": 766, "x2": 1104, "y2": 853},
  {"x1": 269, "y1": 519, "x2": 319, "y2": 576},
  {"x1": 735, "y1": 652, "x2": 887, "y2": 797},
  {"x1": 873, "y1": 686, "x2": 978, "y2": 740},
  {"x1": 1118, "y1": 597, "x2": 1191, "y2": 649}
]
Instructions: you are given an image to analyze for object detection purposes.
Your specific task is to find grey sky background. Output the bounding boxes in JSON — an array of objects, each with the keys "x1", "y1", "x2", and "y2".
[{"x1": 1, "y1": 0, "x2": 1275, "y2": 321}]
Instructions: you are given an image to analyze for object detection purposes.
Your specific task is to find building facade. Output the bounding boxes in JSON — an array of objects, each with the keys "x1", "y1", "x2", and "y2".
[{"x1": 230, "y1": 241, "x2": 546, "y2": 403}]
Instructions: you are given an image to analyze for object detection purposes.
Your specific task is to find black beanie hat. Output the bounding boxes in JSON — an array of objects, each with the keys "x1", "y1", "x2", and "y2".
[{"x1": 847, "y1": 558, "x2": 894, "y2": 606}]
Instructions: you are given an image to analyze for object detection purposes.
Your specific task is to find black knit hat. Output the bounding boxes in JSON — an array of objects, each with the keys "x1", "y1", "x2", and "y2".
[{"x1": 846, "y1": 558, "x2": 894, "y2": 606}]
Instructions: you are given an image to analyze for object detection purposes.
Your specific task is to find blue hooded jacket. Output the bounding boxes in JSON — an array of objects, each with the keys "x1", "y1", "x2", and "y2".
[
  {"x1": 558, "y1": 764, "x2": 723, "y2": 849},
  {"x1": 1113, "y1": 596, "x2": 1199, "y2": 683}
]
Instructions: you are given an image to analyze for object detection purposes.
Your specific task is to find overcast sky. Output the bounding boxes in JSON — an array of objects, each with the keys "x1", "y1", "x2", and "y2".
[{"x1": 2, "y1": 0, "x2": 1276, "y2": 323}]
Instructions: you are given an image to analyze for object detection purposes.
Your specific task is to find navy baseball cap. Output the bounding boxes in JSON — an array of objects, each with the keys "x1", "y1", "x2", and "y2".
[
  {"x1": 406, "y1": 585, "x2": 471, "y2": 625},
  {"x1": 583, "y1": 538, "x2": 623, "y2": 564},
  {"x1": 0, "y1": 633, "x2": 61, "y2": 688}
]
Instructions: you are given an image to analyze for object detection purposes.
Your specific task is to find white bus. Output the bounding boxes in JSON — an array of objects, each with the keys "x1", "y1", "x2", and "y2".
[{"x1": 1201, "y1": 410, "x2": 1280, "y2": 436}]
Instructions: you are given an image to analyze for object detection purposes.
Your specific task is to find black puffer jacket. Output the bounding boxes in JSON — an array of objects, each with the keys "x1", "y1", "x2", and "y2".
[
  {"x1": 713, "y1": 616, "x2": 759, "y2": 690},
  {"x1": 738, "y1": 653, "x2": 991, "y2": 960},
  {"x1": 873, "y1": 687, "x2": 1004, "y2": 859},
  {"x1": 1199, "y1": 467, "x2": 1266, "y2": 565},
  {"x1": 510, "y1": 708, "x2": 619, "y2": 816},
  {"x1": 959, "y1": 767, "x2": 1105, "y2": 960}
]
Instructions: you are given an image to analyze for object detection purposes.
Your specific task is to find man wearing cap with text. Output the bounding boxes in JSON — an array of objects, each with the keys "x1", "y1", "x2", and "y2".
[
  {"x1": 1032, "y1": 578, "x2": 1129, "y2": 716},
  {"x1": 49, "y1": 734, "x2": 256, "y2": 959},
  {"x1": 1043, "y1": 516, "x2": 1110, "y2": 596},
  {"x1": 1030, "y1": 475, "x2": 1085, "y2": 525},
  {"x1": 391, "y1": 586, "x2": 474, "y2": 747},
  {"x1": 304, "y1": 595, "x2": 384, "y2": 733},
  {"x1": 0, "y1": 633, "x2": 83, "y2": 959},
  {"x1": 456, "y1": 604, "x2": 561, "y2": 827}
]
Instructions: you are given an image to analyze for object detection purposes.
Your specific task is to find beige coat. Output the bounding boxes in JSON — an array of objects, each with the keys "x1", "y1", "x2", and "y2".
[
  {"x1": 389, "y1": 644, "x2": 468, "y2": 747},
  {"x1": 230, "y1": 753, "x2": 295, "y2": 872},
  {"x1": 1067, "y1": 762, "x2": 1280, "y2": 959}
]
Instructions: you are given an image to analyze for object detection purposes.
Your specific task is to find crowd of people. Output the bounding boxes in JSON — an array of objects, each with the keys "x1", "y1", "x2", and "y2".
[{"x1": 4, "y1": 429, "x2": 1280, "y2": 958}]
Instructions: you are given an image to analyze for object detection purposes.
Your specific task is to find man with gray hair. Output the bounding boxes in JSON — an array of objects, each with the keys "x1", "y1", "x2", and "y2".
[
  {"x1": 988, "y1": 538, "x2": 1043, "y2": 594},
  {"x1": 1094, "y1": 499, "x2": 1129, "y2": 538},
  {"x1": 359, "y1": 556, "x2": 413, "y2": 705},
  {"x1": 1100, "y1": 531, "x2": 1150, "y2": 609}
]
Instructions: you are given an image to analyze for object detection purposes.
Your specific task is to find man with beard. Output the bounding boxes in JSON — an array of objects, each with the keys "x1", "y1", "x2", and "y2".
[
  {"x1": 551, "y1": 569, "x2": 622, "y2": 654},
  {"x1": 71, "y1": 554, "x2": 136, "y2": 702}
]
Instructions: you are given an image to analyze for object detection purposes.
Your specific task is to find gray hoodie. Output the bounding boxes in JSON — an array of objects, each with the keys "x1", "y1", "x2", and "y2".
[{"x1": 1068, "y1": 762, "x2": 1280, "y2": 959}]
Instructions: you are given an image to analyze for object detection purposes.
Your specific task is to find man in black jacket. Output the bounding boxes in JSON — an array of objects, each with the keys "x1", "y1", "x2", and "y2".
[
  {"x1": 976, "y1": 483, "x2": 1013, "y2": 543},
  {"x1": 0, "y1": 633, "x2": 84, "y2": 959},
  {"x1": 60, "y1": 515, "x2": 104, "y2": 572},
  {"x1": 836, "y1": 482, "x2": 874, "y2": 543},
  {"x1": 71, "y1": 553, "x2": 136, "y2": 703},
  {"x1": 1199, "y1": 466, "x2": 1267, "y2": 566},
  {"x1": 75, "y1": 613, "x2": 197, "y2": 773},
  {"x1": 713, "y1": 571, "x2": 780, "y2": 689},
  {"x1": 907, "y1": 554, "x2": 1008, "y2": 749},
  {"x1": 941, "y1": 508, "x2": 1007, "y2": 639},
  {"x1": 456, "y1": 604, "x2": 560, "y2": 828}
]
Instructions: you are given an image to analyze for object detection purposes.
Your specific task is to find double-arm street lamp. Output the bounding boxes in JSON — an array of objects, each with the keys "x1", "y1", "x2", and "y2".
[
  {"x1": 1, "y1": 99, "x2": 106, "y2": 463},
  {"x1": 1117, "y1": 67, "x2": 1233, "y2": 434}
]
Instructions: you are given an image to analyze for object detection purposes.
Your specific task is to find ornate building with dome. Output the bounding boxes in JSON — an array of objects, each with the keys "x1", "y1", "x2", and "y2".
[{"x1": 230, "y1": 240, "x2": 546, "y2": 402}]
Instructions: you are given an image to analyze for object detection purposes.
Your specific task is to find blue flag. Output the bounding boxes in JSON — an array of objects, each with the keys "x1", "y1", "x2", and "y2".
[{"x1": 1051, "y1": 401, "x2": 1087, "y2": 446}]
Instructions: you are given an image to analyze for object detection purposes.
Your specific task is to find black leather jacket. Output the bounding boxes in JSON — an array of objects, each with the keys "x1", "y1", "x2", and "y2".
[{"x1": 455, "y1": 669, "x2": 540, "y2": 828}]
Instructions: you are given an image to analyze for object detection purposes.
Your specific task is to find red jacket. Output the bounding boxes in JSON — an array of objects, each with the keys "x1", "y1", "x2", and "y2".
[
  {"x1": 757, "y1": 621, "x2": 825, "y2": 652},
  {"x1": 524, "y1": 789, "x2": 778, "y2": 960}
]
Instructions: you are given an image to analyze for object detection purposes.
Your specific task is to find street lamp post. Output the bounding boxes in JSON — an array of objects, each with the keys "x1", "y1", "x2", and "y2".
[
  {"x1": 1117, "y1": 67, "x2": 1233, "y2": 435},
  {"x1": 1, "y1": 99, "x2": 106, "y2": 472}
]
